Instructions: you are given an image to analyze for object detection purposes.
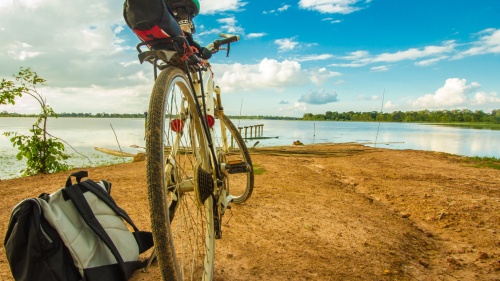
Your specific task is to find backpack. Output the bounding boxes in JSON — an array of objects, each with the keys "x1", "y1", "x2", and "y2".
[{"x1": 4, "y1": 171, "x2": 154, "y2": 281}]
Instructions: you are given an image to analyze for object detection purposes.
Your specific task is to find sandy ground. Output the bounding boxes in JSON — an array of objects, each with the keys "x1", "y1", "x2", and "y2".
[{"x1": 1, "y1": 144, "x2": 500, "y2": 280}]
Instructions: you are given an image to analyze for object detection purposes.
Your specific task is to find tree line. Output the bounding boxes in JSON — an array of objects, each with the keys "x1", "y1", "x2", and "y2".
[
  {"x1": 2, "y1": 109, "x2": 500, "y2": 123},
  {"x1": 303, "y1": 109, "x2": 500, "y2": 123},
  {"x1": 1, "y1": 111, "x2": 145, "y2": 118}
]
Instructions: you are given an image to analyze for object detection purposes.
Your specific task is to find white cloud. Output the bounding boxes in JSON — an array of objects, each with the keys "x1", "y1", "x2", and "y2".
[
  {"x1": 331, "y1": 20, "x2": 342, "y2": 23},
  {"x1": 197, "y1": 28, "x2": 221, "y2": 36},
  {"x1": 0, "y1": 0, "x2": 158, "y2": 114},
  {"x1": 341, "y1": 50, "x2": 369, "y2": 60},
  {"x1": 470, "y1": 92, "x2": 500, "y2": 105},
  {"x1": 0, "y1": 74, "x2": 154, "y2": 114},
  {"x1": 322, "y1": 18, "x2": 334, "y2": 21},
  {"x1": 278, "y1": 4, "x2": 291, "y2": 12},
  {"x1": 406, "y1": 78, "x2": 482, "y2": 108},
  {"x1": 332, "y1": 79, "x2": 346, "y2": 85},
  {"x1": 298, "y1": 89, "x2": 339, "y2": 105},
  {"x1": 296, "y1": 54, "x2": 334, "y2": 61},
  {"x1": 278, "y1": 102, "x2": 308, "y2": 112},
  {"x1": 329, "y1": 42, "x2": 456, "y2": 68},
  {"x1": 216, "y1": 16, "x2": 244, "y2": 34},
  {"x1": 384, "y1": 101, "x2": 399, "y2": 110},
  {"x1": 275, "y1": 37, "x2": 299, "y2": 52},
  {"x1": 329, "y1": 63, "x2": 366, "y2": 67},
  {"x1": 370, "y1": 65, "x2": 389, "y2": 72},
  {"x1": 415, "y1": 56, "x2": 449, "y2": 66},
  {"x1": 309, "y1": 67, "x2": 341, "y2": 87},
  {"x1": 199, "y1": 0, "x2": 247, "y2": 14},
  {"x1": 247, "y1": 33, "x2": 267, "y2": 39},
  {"x1": 355, "y1": 95, "x2": 380, "y2": 100},
  {"x1": 212, "y1": 58, "x2": 341, "y2": 93},
  {"x1": 212, "y1": 58, "x2": 308, "y2": 93},
  {"x1": 264, "y1": 4, "x2": 291, "y2": 14},
  {"x1": 361, "y1": 43, "x2": 455, "y2": 64},
  {"x1": 299, "y1": 0, "x2": 365, "y2": 14},
  {"x1": 455, "y1": 28, "x2": 500, "y2": 59}
]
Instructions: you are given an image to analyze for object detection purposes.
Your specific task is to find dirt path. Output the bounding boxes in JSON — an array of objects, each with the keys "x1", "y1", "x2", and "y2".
[{"x1": 1, "y1": 145, "x2": 499, "y2": 280}]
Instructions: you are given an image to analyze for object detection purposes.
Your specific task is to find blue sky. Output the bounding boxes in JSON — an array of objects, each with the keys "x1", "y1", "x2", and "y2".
[{"x1": 1, "y1": 0, "x2": 499, "y2": 117}]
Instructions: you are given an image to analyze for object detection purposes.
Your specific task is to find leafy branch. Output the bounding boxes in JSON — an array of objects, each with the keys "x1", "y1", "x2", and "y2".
[{"x1": 1, "y1": 67, "x2": 74, "y2": 176}]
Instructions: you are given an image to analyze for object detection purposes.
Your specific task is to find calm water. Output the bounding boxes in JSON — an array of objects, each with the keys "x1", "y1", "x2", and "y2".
[{"x1": 1, "y1": 117, "x2": 499, "y2": 180}]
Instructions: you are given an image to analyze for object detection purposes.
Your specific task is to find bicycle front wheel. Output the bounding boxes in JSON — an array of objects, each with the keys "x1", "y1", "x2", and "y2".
[{"x1": 146, "y1": 67, "x2": 215, "y2": 281}]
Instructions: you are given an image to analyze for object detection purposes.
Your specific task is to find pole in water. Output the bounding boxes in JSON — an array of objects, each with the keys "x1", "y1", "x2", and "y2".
[
  {"x1": 244, "y1": 126, "x2": 248, "y2": 139},
  {"x1": 313, "y1": 123, "x2": 315, "y2": 144},
  {"x1": 250, "y1": 126, "x2": 253, "y2": 138}
]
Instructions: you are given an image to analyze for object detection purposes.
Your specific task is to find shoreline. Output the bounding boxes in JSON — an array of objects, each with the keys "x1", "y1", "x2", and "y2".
[{"x1": 1, "y1": 145, "x2": 500, "y2": 280}]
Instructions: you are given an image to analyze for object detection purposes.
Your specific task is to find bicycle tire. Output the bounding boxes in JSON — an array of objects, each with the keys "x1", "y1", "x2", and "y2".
[
  {"x1": 214, "y1": 109, "x2": 254, "y2": 203},
  {"x1": 147, "y1": 66, "x2": 215, "y2": 281}
]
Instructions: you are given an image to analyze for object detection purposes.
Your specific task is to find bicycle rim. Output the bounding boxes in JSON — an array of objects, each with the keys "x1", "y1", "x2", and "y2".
[
  {"x1": 147, "y1": 67, "x2": 215, "y2": 281},
  {"x1": 213, "y1": 109, "x2": 254, "y2": 203}
]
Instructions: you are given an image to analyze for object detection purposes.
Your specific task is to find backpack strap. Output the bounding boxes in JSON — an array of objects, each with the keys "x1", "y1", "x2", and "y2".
[
  {"x1": 65, "y1": 171, "x2": 89, "y2": 187},
  {"x1": 64, "y1": 184, "x2": 129, "y2": 281},
  {"x1": 79, "y1": 180, "x2": 140, "y2": 232},
  {"x1": 78, "y1": 180, "x2": 154, "y2": 254}
]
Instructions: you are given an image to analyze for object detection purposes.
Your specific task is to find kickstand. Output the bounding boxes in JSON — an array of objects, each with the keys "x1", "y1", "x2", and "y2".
[{"x1": 142, "y1": 247, "x2": 157, "y2": 273}]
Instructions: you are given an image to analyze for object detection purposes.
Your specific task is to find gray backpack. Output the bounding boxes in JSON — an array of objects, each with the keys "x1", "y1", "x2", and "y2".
[{"x1": 5, "y1": 171, "x2": 154, "y2": 281}]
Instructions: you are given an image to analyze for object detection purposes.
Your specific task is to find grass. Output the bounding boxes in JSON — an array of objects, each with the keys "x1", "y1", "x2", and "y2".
[
  {"x1": 460, "y1": 156, "x2": 500, "y2": 170},
  {"x1": 253, "y1": 163, "x2": 266, "y2": 175},
  {"x1": 438, "y1": 152, "x2": 500, "y2": 170},
  {"x1": 425, "y1": 123, "x2": 500, "y2": 131}
]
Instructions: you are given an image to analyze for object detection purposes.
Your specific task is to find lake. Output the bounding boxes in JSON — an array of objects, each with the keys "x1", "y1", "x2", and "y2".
[{"x1": 1, "y1": 117, "x2": 499, "y2": 180}]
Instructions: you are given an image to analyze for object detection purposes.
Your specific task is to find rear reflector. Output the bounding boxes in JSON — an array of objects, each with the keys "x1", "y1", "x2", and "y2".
[
  {"x1": 206, "y1": 115, "x2": 215, "y2": 128},
  {"x1": 170, "y1": 119, "x2": 184, "y2": 132}
]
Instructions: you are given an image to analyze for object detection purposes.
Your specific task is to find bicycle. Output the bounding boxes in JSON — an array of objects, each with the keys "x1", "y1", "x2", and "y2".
[{"x1": 135, "y1": 33, "x2": 254, "y2": 280}]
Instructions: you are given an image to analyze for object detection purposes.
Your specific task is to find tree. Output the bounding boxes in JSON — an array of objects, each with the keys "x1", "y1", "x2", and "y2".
[{"x1": 1, "y1": 67, "x2": 68, "y2": 176}]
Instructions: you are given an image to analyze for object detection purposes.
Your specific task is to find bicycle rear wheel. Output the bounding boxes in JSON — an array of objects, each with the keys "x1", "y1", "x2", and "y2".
[
  {"x1": 147, "y1": 67, "x2": 214, "y2": 281},
  {"x1": 213, "y1": 109, "x2": 254, "y2": 203}
]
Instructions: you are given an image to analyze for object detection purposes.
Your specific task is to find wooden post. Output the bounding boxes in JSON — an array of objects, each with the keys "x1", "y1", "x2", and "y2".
[
  {"x1": 250, "y1": 126, "x2": 254, "y2": 138},
  {"x1": 231, "y1": 134, "x2": 234, "y2": 148},
  {"x1": 261, "y1": 124, "x2": 264, "y2": 136},
  {"x1": 238, "y1": 127, "x2": 242, "y2": 135},
  {"x1": 244, "y1": 126, "x2": 248, "y2": 139},
  {"x1": 313, "y1": 123, "x2": 315, "y2": 144},
  {"x1": 257, "y1": 125, "x2": 260, "y2": 136}
]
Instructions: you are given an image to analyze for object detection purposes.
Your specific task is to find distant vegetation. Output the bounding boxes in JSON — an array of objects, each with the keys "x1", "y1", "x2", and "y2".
[
  {"x1": 302, "y1": 109, "x2": 500, "y2": 124},
  {"x1": 225, "y1": 115, "x2": 301, "y2": 120},
  {"x1": 2, "y1": 109, "x2": 500, "y2": 124},
  {"x1": 0, "y1": 111, "x2": 145, "y2": 118}
]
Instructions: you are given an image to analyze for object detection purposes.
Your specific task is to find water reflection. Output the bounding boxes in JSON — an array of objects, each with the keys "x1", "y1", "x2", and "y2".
[{"x1": 1, "y1": 118, "x2": 499, "y2": 180}]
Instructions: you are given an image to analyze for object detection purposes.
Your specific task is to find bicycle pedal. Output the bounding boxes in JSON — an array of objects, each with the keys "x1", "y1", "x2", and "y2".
[{"x1": 221, "y1": 160, "x2": 251, "y2": 174}]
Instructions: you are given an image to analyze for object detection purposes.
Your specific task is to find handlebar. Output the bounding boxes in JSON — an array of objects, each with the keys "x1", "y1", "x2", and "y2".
[{"x1": 207, "y1": 33, "x2": 240, "y2": 54}]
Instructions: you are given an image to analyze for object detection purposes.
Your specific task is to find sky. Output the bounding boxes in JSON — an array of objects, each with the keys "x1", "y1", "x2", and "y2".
[{"x1": 0, "y1": 0, "x2": 499, "y2": 117}]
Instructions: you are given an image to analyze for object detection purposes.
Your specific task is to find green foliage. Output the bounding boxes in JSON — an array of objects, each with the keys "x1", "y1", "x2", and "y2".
[
  {"x1": 0, "y1": 112, "x2": 146, "y2": 118},
  {"x1": 225, "y1": 115, "x2": 301, "y2": 120},
  {"x1": 302, "y1": 109, "x2": 500, "y2": 124},
  {"x1": 1, "y1": 67, "x2": 69, "y2": 176},
  {"x1": 460, "y1": 156, "x2": 500, "y2": 170},
  {"x1": 252, "y1": 164, "x2": 266, "y2": 175}
]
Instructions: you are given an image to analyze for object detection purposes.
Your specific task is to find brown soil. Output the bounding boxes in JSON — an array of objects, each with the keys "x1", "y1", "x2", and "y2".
[{"x1": 1, "y1": 144, "x2": 500, "y2": 280}]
